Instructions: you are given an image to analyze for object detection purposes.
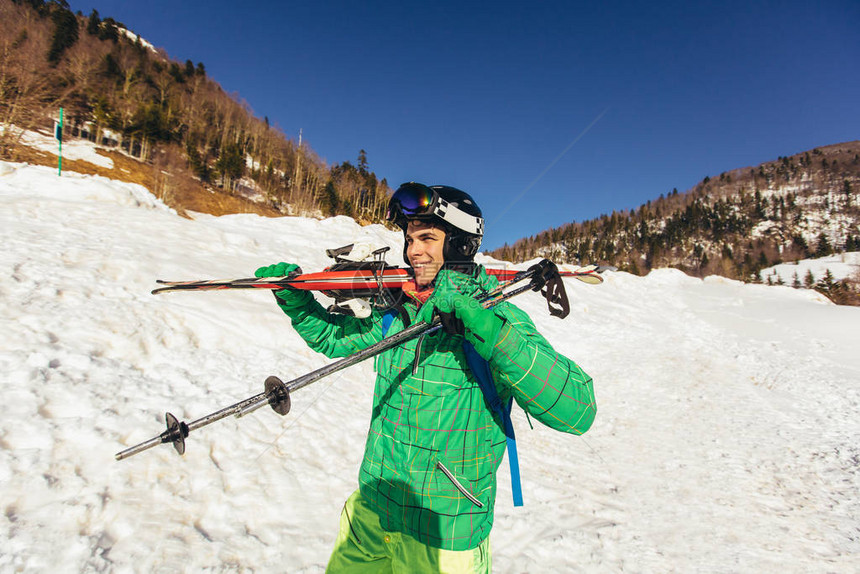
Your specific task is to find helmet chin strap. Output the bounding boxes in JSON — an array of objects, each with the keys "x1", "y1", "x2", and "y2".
[{"x1": 441, "y1": 240, "x2": 478, "y2": 275}]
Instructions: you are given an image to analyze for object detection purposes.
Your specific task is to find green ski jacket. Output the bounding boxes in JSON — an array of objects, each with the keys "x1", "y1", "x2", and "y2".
[{"x1": 276, "y1": 266, "x2": 596, "y2": 551}]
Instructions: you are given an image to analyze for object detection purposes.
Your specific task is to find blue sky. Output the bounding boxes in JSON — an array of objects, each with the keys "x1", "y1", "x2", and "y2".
[{"x1": 70, "y1": 1, "x2": 860, "y2": 251}]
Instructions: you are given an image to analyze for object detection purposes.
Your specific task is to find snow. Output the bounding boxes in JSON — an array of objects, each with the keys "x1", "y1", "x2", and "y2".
[
  {"x1": 1, "y1": 160, "x2": 859, "y2": 572},
  {"x1": 761, "y1": 252, "x2": 860, "y2": 285},
  {"x1": 117, "y1": 28, "x2": 157, "y2": 54},
  {"x1": 15, "y1": 128, "x2": 115, "y2": 169}
]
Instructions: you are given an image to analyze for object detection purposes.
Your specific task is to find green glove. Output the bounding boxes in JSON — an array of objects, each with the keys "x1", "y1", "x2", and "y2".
[
  {"x1": 417, "y1": 292, "x2": 505, "y2": 360},
  {"x1": 254, "y1": 262, "x2": 312, "y2": 310}
]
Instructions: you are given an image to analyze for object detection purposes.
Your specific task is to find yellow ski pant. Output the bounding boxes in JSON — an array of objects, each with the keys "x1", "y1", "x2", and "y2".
[{"x1": 325, "y1": 490, "x2": 491, "y2": 573}]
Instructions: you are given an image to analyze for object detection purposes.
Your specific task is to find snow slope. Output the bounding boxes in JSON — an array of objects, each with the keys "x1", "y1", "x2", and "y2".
[
  {"x1": 15, "y1": 128, "x2": 115, "y2": 169},
  {"x1": 1, "y1": 161, "x2": 858, "y2": 573},
  {"x1": 761, "y1": 252, "x2": 860, "y2": 285}
]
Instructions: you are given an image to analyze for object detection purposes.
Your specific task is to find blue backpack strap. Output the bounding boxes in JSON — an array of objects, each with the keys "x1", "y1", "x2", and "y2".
[
  {"x1": 382, "y1": 308, "x2": 524, "y2": 506},
  {"x1": 381, "y1": 309, "x2": 397, "y2": 337},
  {"x1": 462, "y1": 342, "x2": 524, "y2": 507},
  {"x1": 374, "y1": 309, "x2": 399, "y2": 372}
]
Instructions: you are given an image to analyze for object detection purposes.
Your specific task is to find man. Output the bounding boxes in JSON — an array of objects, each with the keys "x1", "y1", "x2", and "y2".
[{"x1": 256, "y1": 182, "x2": 596, "y2": 572}]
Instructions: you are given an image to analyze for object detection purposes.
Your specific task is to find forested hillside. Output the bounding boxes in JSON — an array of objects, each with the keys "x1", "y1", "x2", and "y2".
[
  {"x1": 492, "y1": 141, "x2": 860, "y2": 300},
  {"x1": 0, "y1": 0, "x2": 390, "y2": 220}
]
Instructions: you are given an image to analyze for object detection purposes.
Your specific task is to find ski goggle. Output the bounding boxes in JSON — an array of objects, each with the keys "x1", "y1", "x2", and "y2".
[{"x1": 387, "y1": 182, "x2": 484, "y2": 236}]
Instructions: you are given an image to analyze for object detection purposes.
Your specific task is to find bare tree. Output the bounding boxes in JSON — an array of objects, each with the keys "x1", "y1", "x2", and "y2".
[{"x1": 0, "y1": 3, "x2": 55, "y2": 155}]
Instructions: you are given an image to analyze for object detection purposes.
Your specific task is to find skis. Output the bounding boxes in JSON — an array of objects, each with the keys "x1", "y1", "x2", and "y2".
[
  {"x1": 116, "y1": 260, "x2": 572, "y2": 461},
  {"x1": 151, "y1": 268, "x2": 412, "y2": 294},
  {"x1": 150, "y1": 265, "x2": 603, "y2": 295}
]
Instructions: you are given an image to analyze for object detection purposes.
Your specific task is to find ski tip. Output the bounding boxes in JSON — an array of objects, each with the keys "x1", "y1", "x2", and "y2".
[
  {"x1": 573, "y1": 273, "x2": 604, "y2": 284},
  {"x1": 152, "y1": 280, "x2": 174, "y2": 294}
]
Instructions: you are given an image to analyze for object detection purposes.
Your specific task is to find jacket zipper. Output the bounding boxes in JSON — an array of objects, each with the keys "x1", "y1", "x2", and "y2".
[{"x1": 436, "y1": 461, "x2": 484, "y2": 508}]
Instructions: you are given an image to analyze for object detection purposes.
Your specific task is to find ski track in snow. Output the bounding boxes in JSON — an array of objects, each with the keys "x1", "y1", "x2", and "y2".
[{"x1": 1, "y1": 161, "x2": 858, "y2": 573}]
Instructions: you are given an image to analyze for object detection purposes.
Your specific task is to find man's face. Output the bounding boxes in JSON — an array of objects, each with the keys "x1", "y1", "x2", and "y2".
[{"x1": 405, "y1": 220, "x2": 446, "y2": 287}]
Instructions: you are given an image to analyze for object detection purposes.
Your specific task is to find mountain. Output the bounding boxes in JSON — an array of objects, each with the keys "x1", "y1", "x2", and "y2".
[
  {"x1": 4, "y1": 0, "x2": 857, "y2": 304},
  {"x1": 0, "y1": 0, "x2": 389, "y2": 222},
  {"x1": 491, "y1": 141, "x2": 860, "y2": 302}
]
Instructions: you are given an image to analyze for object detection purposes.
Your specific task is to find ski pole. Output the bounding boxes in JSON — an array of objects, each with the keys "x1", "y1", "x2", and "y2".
[
  {"x1": 114, "y1": 377, "x2": 287, "y2": 460},
  {"x1": 232, "y1": 266, "x2": 549, "y2": 419},
  {"x1": 115, "y1": 260, "x2": 565, "y2": 461}
]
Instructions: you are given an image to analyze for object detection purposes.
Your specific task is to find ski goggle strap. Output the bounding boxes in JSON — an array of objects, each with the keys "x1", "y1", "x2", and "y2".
[{"x1": 387, "y1": 183, "x2": 484, "y2": 236}]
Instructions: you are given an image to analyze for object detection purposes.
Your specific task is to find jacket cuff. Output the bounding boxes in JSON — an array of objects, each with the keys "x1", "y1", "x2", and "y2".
[{"x1": 273, "y1": 289, "x2": 314, "y2": 317}]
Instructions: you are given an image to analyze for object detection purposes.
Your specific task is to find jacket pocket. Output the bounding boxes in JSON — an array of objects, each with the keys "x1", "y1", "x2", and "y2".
[{"x1": 435, "y1": 460, "x2": 484, "y2": 508}]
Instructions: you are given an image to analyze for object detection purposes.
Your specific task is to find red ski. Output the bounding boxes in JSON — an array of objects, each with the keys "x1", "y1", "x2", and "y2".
[{"x1": 152, "y1": 265, "x2": 602, "y2": 295}]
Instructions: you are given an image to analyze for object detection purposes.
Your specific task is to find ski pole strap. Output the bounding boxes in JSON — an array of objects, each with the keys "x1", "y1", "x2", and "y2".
[
  {"x1": 527, "y1": 259, "x2": 570, "y2": 319},
  {"x1": 542, "y1": 272, "x2": 569, "y2": 318},
  {"x1": 462, "y1": 342, "x2": 523, "y2": 507}
]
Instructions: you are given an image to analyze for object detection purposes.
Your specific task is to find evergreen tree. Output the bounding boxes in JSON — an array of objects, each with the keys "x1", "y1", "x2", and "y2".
[
  {"x1": 792, "y1": 234, "x2": 810, "y2": 258},
  {"x1": 804, "y1": 269, "x2": 816, "y2": 288},
  {"x1": 814, "y1": 269, "x2": 844, "y2": 303},
  {"x1": 100, "y1": 53, "x2": 122, "y2": 81},
  {"x1": 47, "y1": 5, "x2": 79, "y2": 65},
  {"x1": 743, "y1": 252, "x2": 755, "y2": 279},
  {"x1": 819, "y1": 269, "x2": 836, "y2": 290},
  {"x1": 757, "y1": 250, "x2": 769, "y2": 270},
  {"x1": 215, "y1": 142, "x2": 245, "y2": 188},
  {"x1": 319, "y1": 181, "x2": 340, "y2": 216},
  {"x1": 86, "y1": 9, "x2": 101, "y2": 35},
  {"x1": 185, "y1": 141, "x2": 211, "y2": 182},
  {"x1": 98, "y1": 17, "x2": 119, "y2": 42},
  {"x1": 814, "y1": 233, "x2": 832, "y2": 258},
  {"x1": 168, "y1": 62, "x2": 186, "y2": 83}
]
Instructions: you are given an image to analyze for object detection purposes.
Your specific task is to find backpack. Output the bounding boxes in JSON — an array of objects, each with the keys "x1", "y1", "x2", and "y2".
[{"x1": 381, "y1": 310, "x2": 523, "y2": 507}]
